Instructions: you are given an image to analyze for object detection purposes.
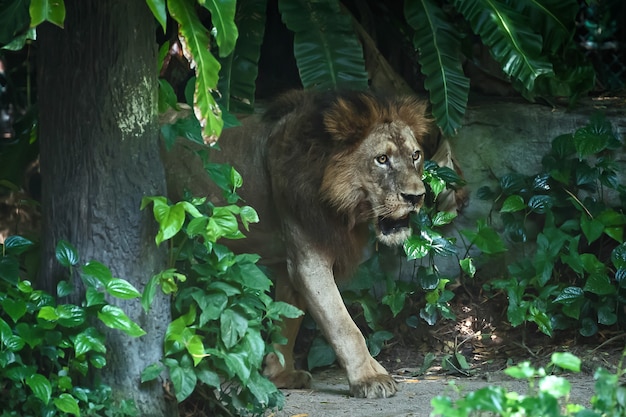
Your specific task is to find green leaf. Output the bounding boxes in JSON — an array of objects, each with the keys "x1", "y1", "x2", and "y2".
[
  {"x1": 551, "y1": 352, "x2": 581, "y2": 372},
  {"x1": 0, "y1": 255, "x2": 19, "y2": 285},
  {"x1": 202, "y1": 0, "x2": 238, "y2": 57},
  {"x1": 29, "y1": 0, "x2": 66, "y2": 28},
  {"x1": 81, "y1": 261, "x2": 113, "y2": 287},
  {"x1": 573, "y1": 112, "x2": 618, "y2": 158},
  {"x1": 168, "y1": 0, "x2": 223, "y2": 144},
  {"x1": 553, "y1": 286, "x2": 583, "y2": 304},
  {"x1": 85, "y1": 287, "x2": 105, "y2": 307},
  {"x1": 53, "y1": 393, "x2": 80, "y2": 417},
  {"x1": 505, "y1": 361, "x2": 536, "y2": 379},
  {"x1": 217, "y1": 0, "x2": 267, "y2": 113},
  {"x1": 141, "y1": 275, "x2": 159, "y2": 313},
  {"x1": 405, "y1": 0, "x2": 469, "y2": 135},
  {"x1": 167, "y1": 358, "x2": 197, "y2": 402},
  {"x1": 3, "y1": 235, "x2": 34, "y2": 255},
  {"x1": 56, "y1": 304, "x2": 86, "y2": 328},
  {"x1": 26, "y1": 373, "x2": 52, "y2": 405},
  {"x1": 461, "y1": 219, "x2": 507, "y2": 255},
  {"x1": 432, "y1": 211, "x2": 457, "y2": 227},
  {"x1": 453, "y1": 0, "x2": 554, "y2": 98},
  {"x1": 55, "y1": 240, "x2": 79, "y2": 267},
  {"x1": 152, "y1": 199, "x2": 185, "y2": 245},
  {"x1": 38, "y1": 305, "x2": 59, "y2": 321},
  {"x1": 0, "y1": 0, "x2": 29, "y2": 46},
  {"x1": 146, "y1": 0, "x2": 167, "y2": 32},
  {"x1": 403, "y1": 235, "x2": 430, "y2": 260},
  {"x1": 581, "y1": 216, "x2": 604, "y2": 244},
  {"x1": 307, "y1": 336, "x2": 336, "y2": 370},
  {"x1": 97, "y1": 305, "x2": 146, "y2": 337},
  {"x1": 267, "y1": 301, "x2": 303, "y2": 320},
  {"x1": 56, "y1": 280, "x2": 74, "y2": 297},
  {"x1": 141, "y1": 363, "x2": 165, "y2": 383},
  {"x1": 527, "y1": 194, "x2": 553, "y2": 214},
  {"x1": 74, "y1": 327, "x2": 106, "y2": 357},
  {"x1": 220, "y1": 309, "x2": 248, "y2": 349},
  {"x1": 538, "y1": 375, "x2": 571, "y2": 397},
  {"x1": 279, "y1": 0, "x2": 368, "y2": 91},
  {"x1": 106, "y1": 278, "x2": 141, "y2": 299},
  {"x1": 2, "y1": 298, "x2": 26, "y2": 322},
  {"x1": 460, "y1": 257, "x2": 476, "y2": 278},
  {"x1": 500, "y1": 194, "x2": 526, "y2": 213},
  {"x1": 583, "y1": 273, "x2": 615, "y2": 296}
]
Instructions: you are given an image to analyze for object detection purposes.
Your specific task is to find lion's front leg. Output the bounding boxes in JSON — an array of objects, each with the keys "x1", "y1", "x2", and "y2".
[{"x1": 285, "y1": 228, "x2": 397, "y2": 398}]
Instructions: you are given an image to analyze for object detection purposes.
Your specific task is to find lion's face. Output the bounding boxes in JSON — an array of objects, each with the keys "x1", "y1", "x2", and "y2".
[
  {"x1": 356, "y1": 121, "x2": 426, "y2": 245},
  {"x1": 321, "y1": 118, "x2": 426, "y2": 247}
]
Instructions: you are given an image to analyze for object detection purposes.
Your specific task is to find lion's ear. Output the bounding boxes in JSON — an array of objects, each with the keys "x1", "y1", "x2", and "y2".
[{"x1": 323, "y1": 96, "x2": 376, "y2": 143}]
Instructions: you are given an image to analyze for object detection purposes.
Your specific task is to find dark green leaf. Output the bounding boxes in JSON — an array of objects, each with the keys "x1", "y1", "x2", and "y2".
[
  {"x1": 553, "y1": 286, "x2": 583, "y2": 304},
  {"x1": 499, "y1": 173, "x2": 527, "y2": 194},
  {"x1": 307, "y1": 336, "x2": 336, "y2": 370},
  {"x1": 583, "y1": 274, "x2": 615, "y2": 296},
  {"x1": 56, "y1": 304, "x2": 86, "y2": 328},
  {"x1": 74, "y1": 328, "x2": 106, "y2": 357},
  {"x1": 2, "y1": 298, "x2": 26, "y2": 322},
  {"x1": 500, "y1": 194, "x2": 526, "y2": 213},
  {"x1": 3, "y1": 235, "x2": 34, "y2": 255},
  {"x1": 454, "y1": 0, "x2": 554, "y2": 97},
  {"x1": 574, "y1": 112, "x2": 617, "y2": 157},
  {"x1": 581, "y1": 216, "x2": 604, "y2": 244},
  {"x1": 81, "y1": 261, "x2": 112, "y2": 287},
  {"x1": 146, "y1": 0, "x2": 167, "y2": 32},
  {"x1": 279, "y1": 0, "x2": 368, "y2": 90},
  {"x1": 26, "y1": 373, "x2": 52, "y2": 405},
  {"x1": 406, "y1": 0, "x2": 469, "y2": 135},
  {"x1": 527, "y1": 194, "x2": 553, "y2": 214},
  {"x1": 220, "y1": 309, "x2": 248, "y2": 348},
  {"x1": 612, "y1": 243, "x2": 626, "y2": 269},
  {"x1": 0, "y1": 255, "x2": 19, "y2": 285},
  {"x1": 217, "y1": 0, "x2": 267, "y2": 113},
  {"x1": 55, "y1": 240, "x2": 79, "y2": 267},
  {"x1": 141, "y1": 363, "x2": 165, "y2": 383},
  {"x1": 56, "y1": 280, "x2": 73, "y2": 297}
]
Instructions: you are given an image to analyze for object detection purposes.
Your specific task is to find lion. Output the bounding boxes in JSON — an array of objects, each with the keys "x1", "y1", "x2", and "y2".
[{"x1": 163, "y1": 89, "x2": 432, "y2": 399}]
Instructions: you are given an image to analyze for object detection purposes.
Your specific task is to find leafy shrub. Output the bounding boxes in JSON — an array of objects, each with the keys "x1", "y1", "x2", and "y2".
[
  {"x1": 140, "y1": 161, "x2": 302, "y2": 416},
  {"x1": 431, "y1": 350, "x2": 626, "y2": 417},
  {"x1": 306, "y1": 158, "x2": 496, "y2": 369},
  {"x1": 480, "y1": 113, "x2": 625, "y2": 336},
  {"x1": 0, "y1": 236, "x2": 142, "y2": 416}
]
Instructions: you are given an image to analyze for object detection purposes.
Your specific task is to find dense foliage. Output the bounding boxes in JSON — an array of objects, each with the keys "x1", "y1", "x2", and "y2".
[
  {"x1": 0, "y1": 238, "x2": 143, "y2": 416},
  {"x1": 140, "y1": 163, "x2": 302, "y2": 415}
]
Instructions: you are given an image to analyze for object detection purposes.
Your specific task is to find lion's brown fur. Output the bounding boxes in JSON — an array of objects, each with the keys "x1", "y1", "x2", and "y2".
[{"x1": 258, "y1": 90, "x2": 430, "y2": 276}]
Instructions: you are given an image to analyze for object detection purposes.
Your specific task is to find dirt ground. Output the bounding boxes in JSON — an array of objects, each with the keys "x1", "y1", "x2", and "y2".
[{"x1": 265, "y1": 289, "x2": 625, "y2": 417}]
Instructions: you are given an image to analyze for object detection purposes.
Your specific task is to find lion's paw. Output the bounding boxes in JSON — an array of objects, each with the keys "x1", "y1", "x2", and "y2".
[{"x1": 349, "y1": 374, "x2": 398, "y2": 398}]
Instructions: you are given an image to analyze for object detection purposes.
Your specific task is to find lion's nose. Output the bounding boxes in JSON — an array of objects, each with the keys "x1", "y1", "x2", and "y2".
[{"x1": 401, "y1": 192, "x2": 425, "y2": 206}]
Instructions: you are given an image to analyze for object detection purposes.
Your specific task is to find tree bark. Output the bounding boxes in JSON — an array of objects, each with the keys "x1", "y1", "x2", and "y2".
[{"x1": 38, "y1": 1, "x2": 176, "y2": 415}]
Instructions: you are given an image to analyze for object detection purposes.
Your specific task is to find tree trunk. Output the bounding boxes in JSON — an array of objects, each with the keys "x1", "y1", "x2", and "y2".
[{"x1": 38, "y1": 1, "x2": 177, "y2": 415}]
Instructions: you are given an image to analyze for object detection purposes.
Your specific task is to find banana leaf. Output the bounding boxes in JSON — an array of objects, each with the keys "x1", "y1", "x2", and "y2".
[
  {"x1": 168, "y1": 0, "x2": 223, "y2": 144},
  {"x1": 278, "y1": 0, "x2": 368, "y2": 91},
  {"x1": 217, "y1": 0, "x2": 267, "y2": 114},
  {"x1": 512, "y1": 0, "x2": 579, "y2": 54},
  {"x1": 405, "y1": 0, "x2": 470, "y2": 136},
  {"x1": 454, "y1": 0, "x2": 554, "y2": 99}
]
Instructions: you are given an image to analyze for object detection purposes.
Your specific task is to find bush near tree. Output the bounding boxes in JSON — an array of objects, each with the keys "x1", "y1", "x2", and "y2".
[{"x1": 0, "y1": 0, "x2": 624, "y2": 416}]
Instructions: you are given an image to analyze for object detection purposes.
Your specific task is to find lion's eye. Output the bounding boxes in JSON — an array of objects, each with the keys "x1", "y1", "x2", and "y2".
[
  {"x1": 412, "y1": 150, "x2": 422, "y2": 162},
  {"x1": 375, "y1": 154, "x2": 389, "y2": 165}
]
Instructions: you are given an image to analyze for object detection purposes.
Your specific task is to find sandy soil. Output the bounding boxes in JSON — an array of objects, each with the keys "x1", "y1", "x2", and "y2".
[{"x1": 267, "y1": 364, "x2": 598, "y2": 417}]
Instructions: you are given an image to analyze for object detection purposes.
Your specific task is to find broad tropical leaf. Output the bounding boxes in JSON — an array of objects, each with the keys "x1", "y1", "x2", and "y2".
[
  {"x1": 405, "y1": 0, "x2": 470, "y2": 136},
  {"x1": 453, "y1": 0, "x2": 554, "y2": 99},
  {"x1": 202, "y1": 0, "x2": 238, "y2": 57},
  {"x1": 514, "y1": 0, "x2": 578, "y2": 53},
  {"x1": 218, "y1": 0, "x2": 267, "y2": 113},
  {"x1": 0, "y1": 0, "x2": 30, "y2": 46},
  {"x1": 278, "y1": 0, "x2": 368, "y2": 91},
  {"x1": 168, "y1": 0, "x2": 223, "y2": 144}
]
